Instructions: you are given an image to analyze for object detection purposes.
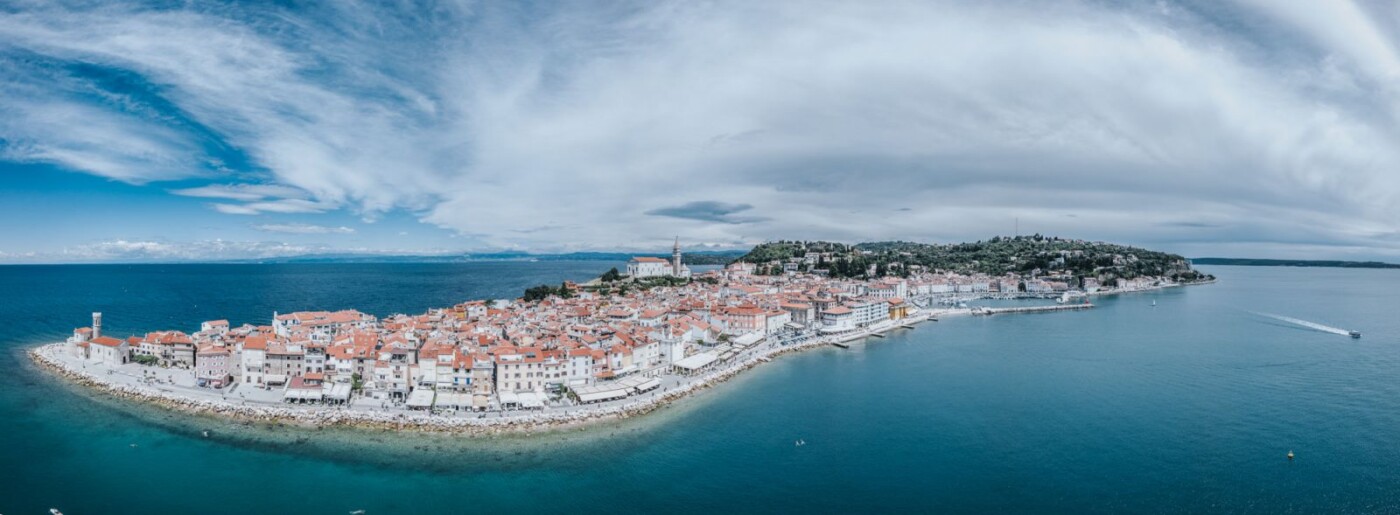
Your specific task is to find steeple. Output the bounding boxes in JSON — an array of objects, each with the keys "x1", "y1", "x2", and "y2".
[{"x1": 672, "y1": 236, "x2": 682, "y2": 276}]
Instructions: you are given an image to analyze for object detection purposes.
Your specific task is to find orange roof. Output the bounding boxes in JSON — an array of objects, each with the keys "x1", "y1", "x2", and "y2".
[
  {"x1": 243, "y1": 335, "x2": 268, "y2": 351},
  {"x1": 91, "y1": 336, "x2": 124, "y2": 347}
]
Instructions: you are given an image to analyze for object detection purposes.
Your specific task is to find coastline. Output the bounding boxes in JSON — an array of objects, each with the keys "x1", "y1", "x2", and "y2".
[
  {"x1": 27, "y1": 322, "x2": 872, "y2": 435},
  {"x1": 26, "y1": 280, "x2": 1206, "y2": 435}
]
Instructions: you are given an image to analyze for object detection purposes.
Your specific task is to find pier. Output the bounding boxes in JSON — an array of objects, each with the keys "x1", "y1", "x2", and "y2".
[{"x1": 973, "y1": 303, "x2": 1094, "y2": 315}]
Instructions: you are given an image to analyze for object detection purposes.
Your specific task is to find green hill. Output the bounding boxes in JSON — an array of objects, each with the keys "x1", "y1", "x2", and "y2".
[{"x1": 736, "y1": 236, "x2": 1210, "y2": 282}]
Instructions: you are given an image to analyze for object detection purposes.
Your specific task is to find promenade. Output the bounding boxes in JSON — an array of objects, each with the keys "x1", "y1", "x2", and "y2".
[{"x1": 30, "y1": 310, "x2": 952, "y2": 434}]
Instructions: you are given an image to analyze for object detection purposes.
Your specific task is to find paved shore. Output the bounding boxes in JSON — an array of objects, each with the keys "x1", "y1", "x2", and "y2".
[{"x1": 27, "y1": 311, "x2": 951, "y2": 435}]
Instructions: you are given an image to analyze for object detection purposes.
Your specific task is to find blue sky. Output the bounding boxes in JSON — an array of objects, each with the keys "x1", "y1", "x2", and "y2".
[{"x1": 1, "y1": 0, "x2": 1398, "y2": 263}]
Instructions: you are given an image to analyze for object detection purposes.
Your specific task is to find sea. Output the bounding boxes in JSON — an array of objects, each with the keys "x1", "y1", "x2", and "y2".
[{"x1": 1, "y1": 262, "x2": 1398, "y2": 514}]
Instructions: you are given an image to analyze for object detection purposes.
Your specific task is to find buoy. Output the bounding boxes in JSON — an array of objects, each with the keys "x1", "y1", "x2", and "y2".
[{"x1": 1287, "y1": 450, "x2": 1294, "y2": 460}]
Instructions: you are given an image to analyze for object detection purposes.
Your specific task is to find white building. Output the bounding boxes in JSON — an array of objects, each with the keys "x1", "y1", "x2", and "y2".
[
  {"x1": 627, "y1": 257, "x2": 674, "y2": 278},
  {"x1": 821, "y1": 306, "x2": 855, "y2": 332},
  {"x1": 87, "y1": 336, "x2": 130, "y2": 367},
  {"x1": 765, "y1": 310, "x2": 792, "y2": 335},
  {"x1": 848, "y1": 298, "x2": 890, "y2": 327},
  {"x1": 241, "y1": 335, "x2": 267, "y2": 385},
  {"x1": 625, "y1": 238, "x2": 692, "y2": 278}
]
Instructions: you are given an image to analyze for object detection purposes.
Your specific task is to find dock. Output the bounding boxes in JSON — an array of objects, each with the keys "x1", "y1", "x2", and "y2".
[{"x1": 974, "y1": 303, "x2": 1094, "y2": 315}]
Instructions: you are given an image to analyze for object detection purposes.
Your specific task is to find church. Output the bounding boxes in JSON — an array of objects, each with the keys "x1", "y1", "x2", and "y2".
[{"x1": 627, "y1": 238, "x2": 692, "y2": 278}]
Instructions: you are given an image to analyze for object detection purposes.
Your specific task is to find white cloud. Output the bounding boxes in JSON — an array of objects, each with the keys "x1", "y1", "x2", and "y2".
[
  {"x1": 252, "y1": 223, "x2": 355, "y2": 235},
  {"x1": 211, "y1": 198, "x2": 336, "y2": 215},
  {"x1": 171, "y1": 184, "x2": 308, "y2": 202},
  {"x1": 55, "y1": 239, "x2": 318, "y2": 262},
  {"x1": 2, "y1": 1, "x2": 1400, "y2": 258}
]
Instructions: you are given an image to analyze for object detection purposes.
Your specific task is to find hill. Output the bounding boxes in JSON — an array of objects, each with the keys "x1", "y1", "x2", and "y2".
[{"x1": 736, "y1": 236, "x2": 1209, "y2": 282}]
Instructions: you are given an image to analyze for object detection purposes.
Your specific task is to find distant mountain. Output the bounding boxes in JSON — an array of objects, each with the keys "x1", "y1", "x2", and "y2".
[
  {"x1": 219, "y1": 249, "x2": 747, "y2": 265},
  {"x1": 1191, "y1": 258, "x2": 1400, "y2": 269}
]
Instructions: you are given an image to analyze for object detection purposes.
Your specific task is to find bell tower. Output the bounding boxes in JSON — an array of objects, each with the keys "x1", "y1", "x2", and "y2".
[{"x1": 672, "y1": 237, "x2": 682, "y2": 276}]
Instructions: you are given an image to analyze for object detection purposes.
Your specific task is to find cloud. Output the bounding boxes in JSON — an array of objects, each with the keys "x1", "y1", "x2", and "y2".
[
  {"x1": 56, "y1": 239, "x2": 319, "y2": 262},
  {"x1": 2, "y1": 1, "x2": 1400, "y2": 258},
  {"x1": 252, "y1": 223, "x2": 355, "y2": 235},
  {"x1": 645, "y1": 201, "x2": 766, "y2": 224},
  {"x1": 211, "y1": 198, "x2": 336, "y2": 215},
  {"x1": 171, "y1": 184, "x2": 308, "y2": 202}
]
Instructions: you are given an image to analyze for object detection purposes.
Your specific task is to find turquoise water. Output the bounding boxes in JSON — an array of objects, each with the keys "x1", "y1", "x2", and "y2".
[{"x1": 2, "y1": 263, "x2": 1398, "y2": 513}]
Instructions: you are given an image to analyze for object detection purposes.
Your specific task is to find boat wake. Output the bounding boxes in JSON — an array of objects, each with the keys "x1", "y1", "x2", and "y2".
[{"x1": 1251, "y1": 312, "x2": 1355, "y2": 337}]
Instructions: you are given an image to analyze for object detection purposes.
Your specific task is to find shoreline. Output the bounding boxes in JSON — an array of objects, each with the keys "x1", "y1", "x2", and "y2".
[
  {"x1": 26, "y1": 280, "x2": 1206, "y2": 435},
  {"x1": 27, "y1": 322, "x2": 867, "y2": 435}
]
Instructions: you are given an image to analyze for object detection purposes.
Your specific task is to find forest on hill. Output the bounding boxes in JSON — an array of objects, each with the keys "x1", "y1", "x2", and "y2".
[{"x1": 736, "y1": 235, "x2": 1209, "y2": 282}]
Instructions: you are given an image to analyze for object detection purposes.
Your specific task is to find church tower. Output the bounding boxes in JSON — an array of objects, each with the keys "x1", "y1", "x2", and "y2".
[{"x1": 672, "y1": 237, "x2": 682, "y2": 276}]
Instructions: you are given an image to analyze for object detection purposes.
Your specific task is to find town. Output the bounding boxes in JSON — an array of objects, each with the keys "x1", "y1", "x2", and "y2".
[{"x1": 45, "y1": 240, "x2": 1198, "y2": 424}]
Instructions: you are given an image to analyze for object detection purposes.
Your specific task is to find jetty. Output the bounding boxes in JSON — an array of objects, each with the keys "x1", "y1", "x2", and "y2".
[{"x1": 973, "y1": 304, "x2": 1094, "y2": 315}]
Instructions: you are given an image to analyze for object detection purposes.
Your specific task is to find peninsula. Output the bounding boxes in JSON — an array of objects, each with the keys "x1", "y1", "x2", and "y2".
[{"x1": 30, "y1": 236, "x2": 1213, "y2": 434}]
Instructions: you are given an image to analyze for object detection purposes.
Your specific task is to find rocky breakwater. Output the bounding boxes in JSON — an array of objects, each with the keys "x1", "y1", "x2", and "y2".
[{"x1": 26, "y1": 335, "x2": 835, "y2": 436}]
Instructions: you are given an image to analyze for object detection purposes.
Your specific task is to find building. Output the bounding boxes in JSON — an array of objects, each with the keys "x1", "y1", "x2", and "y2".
[
  {"x1": 848, "y1": 298, "x2": 890, "y2": 327},
  {"x1": 627, "y1": 257, "x2": 673, "y2": 278},
  {"x1": 87, "y1": 336, "x2": 130, "y2": 367},
  {"x1": 888, "y1": 298, "x2": 910, "y2": 320},
  {"x1": 626, "y1": 239, "x2": 692, "y2": 278},
  {"x1": 820, "y1": 306, "x2": 854, "y2": 332},
  {"x1": 241, "y1": 335, "x2": 268, "y2": 386},
  {"x1": 196, "y1": 345, "x2": 232, "y2": 388}
]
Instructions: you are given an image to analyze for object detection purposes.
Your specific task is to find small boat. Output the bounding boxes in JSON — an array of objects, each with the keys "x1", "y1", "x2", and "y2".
[
  {"x1": 1350, "y1": 331, "x2": 1362, "y2": 339},
  {"x1": 52, "y1": 509, "x2": 64, "y2": 515},
  {"x1": 350, "y1": 510, "x2": 367, "y2": 515},
  {"x1": 1287, "y1": 450, "x2": 1294, "y2": 460},
  {"x1": 1151, "y1": 299, "x2": 1157, "y2": 307},
  {"x1": 202, "y1": 430, "x2": 210, "y2": 437}
]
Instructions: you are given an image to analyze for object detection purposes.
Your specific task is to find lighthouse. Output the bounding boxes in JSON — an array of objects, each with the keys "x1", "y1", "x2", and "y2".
[{"x1": 92, "y1": 312, "x2": 102, "y2": 339}]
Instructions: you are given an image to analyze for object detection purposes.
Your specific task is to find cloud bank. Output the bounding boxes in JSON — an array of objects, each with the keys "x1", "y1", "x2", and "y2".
[{"x1": 1, "y1": 1, "x2": 1399, "y2": 259}]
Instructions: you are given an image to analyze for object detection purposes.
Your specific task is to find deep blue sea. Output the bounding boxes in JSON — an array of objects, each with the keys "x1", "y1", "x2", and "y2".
[{"x1": 2, "y1": 263, "x2": 1398, "y2": 513}]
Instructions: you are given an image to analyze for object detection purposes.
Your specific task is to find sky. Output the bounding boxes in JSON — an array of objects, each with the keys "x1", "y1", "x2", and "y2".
[{"x1": 0, "y1": 0, "x2": 1398, "y2": 263}]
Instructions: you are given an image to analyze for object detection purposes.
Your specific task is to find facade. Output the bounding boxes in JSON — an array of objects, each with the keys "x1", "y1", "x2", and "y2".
[
  {"x1": 848, "y1": 298, "x2": 890, "y2": 327},
  {"x1": 87, "y1": 336, "x2": 130, "y2": 367},
  {"x1": 241, "y1": 335, "x2": 268, "y2": 386},
  {"x1": 821, "y1": 306, "x2": 855, "y2": 332},
  {"x1": 627, "y1": 257, "x2": 673, "y2": 278},
  {"x1": 626, "y1": 239, "x2": 693, "y2": 278},
  {"x1": 196, "y1": 345, "x2": 232, "y2": 387}
]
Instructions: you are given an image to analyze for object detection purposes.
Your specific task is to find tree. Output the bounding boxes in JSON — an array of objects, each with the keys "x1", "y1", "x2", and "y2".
[
  {"x1": 601, "y1": 267, "x2": 622, "y2": 282},
  {"x1": 523, "y1": 284, "x2": 557, "y2": 302}
]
